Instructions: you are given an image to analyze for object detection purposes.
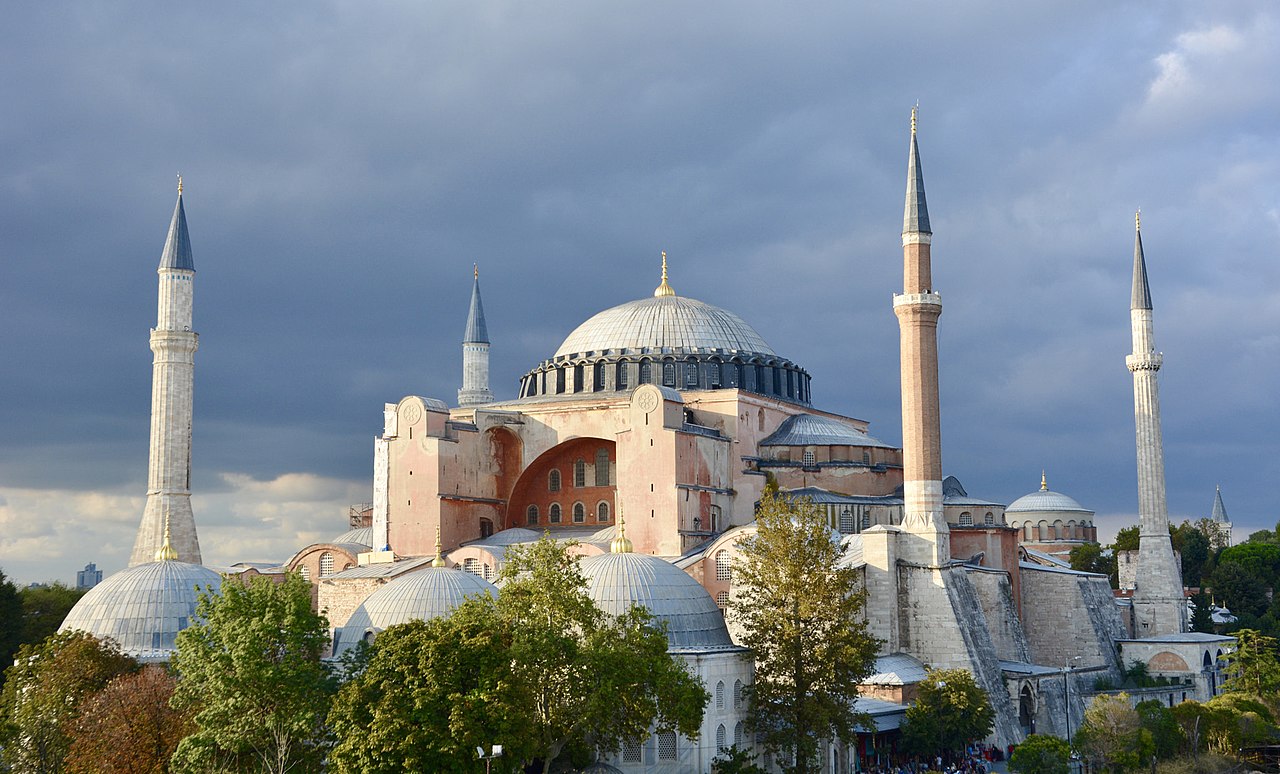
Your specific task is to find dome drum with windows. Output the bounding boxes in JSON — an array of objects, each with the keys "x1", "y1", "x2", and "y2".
[{"x1": 518, "y1": 255, "x2": 812, "y2": 404}]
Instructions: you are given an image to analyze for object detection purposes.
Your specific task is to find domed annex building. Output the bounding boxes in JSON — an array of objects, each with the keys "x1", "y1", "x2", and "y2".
[{"x1": 1006, "y1": 473, "x2": 1098, "y2": 563}]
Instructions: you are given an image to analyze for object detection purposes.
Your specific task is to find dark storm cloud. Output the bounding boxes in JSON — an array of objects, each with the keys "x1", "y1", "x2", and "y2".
[{"x1": 2, "y1": 1, "x2": 1278, "y2": 582}]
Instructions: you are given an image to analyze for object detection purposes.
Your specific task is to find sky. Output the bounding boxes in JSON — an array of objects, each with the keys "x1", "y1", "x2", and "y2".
[{"x1": 2, "y1": 2, "x2": 1278, "y2": 585}]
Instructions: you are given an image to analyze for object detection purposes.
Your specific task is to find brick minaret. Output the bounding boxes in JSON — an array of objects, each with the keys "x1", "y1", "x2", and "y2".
[
  {"x1": 1126, "y1": 212, "x2": 1185, "y2": 635},
  {"x1": 458, "y1": 265, "x2": 494, "y2": 407},
  {"x1": 130, "y1": 179, "x2": 202, "y2": 565},
  {"x1": 893, "y1": 108, "x2": 949, "y2": 566}
]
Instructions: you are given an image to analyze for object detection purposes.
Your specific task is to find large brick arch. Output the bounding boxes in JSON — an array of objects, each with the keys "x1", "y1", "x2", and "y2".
[
  {"x1": 1147, "y1": 651, "x2": 1189, "y2": 671},
  {"x1": 506, "y1": 437, "x2": 616, "y2": 531}
]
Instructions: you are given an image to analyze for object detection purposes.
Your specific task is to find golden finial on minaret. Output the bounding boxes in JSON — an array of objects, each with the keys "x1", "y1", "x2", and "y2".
[
  {"x1": 911, "y1": 103, "x2": 918, "y2": 135},
  {"x1": 177, "y1": 174, "x2": 183, "y2": 195},
  {"x1": 432, "y1": 524, "x2": 446, "y2": 568},
  {"x1": 1041, "y1": 470, "x2": 1048, "y2": 491},
  {"x1": 610, "y1": 502, "x2": 633, "y2": 554},
  {"x1": 154, "y1": 513, "x2": 179, "y2": 562},
  {"x1": 474, "y1": 263, "x2": 479, "y2": 280},
  {"x1": 1135, "y1": 208, "x2": 1141, "y2": 231},
  {"x1": 654, "y1": 251, "x2": 675, "y2": 297}
]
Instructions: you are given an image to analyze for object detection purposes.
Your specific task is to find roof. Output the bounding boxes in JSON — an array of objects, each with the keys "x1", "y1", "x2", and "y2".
[
  {"x1": 463, "y1": 273, "x2": 489, "y2": 344},
  {"x1": 760, "y1": 413, "x2": 893, "y2": 449},
  {"x1": 332, "y1": 527, "x2": 374, "y2": 547},
  {"x1": 1019, "y1": 561, "x2": 1105, "y2": 578},
  {"x1": 159, "y1": 191, "x2": 194, "y2": 271},
  {"x1": 903, "y1": 112, "x2": 931, "y2": 236},
  {"x1": 864, "y1": 653, "x2": 928, "y2": 685},
  {"x1": 1116, "y1": 632, "x2": 1235, "y2": 645},
  {"x1": 339, "y1": 567, "x2": 496, "y2": 636},
  {"x1": 554, "y1": 294, "x2": 775, "y2": 359},
  {"x1": 854, "y1": 697, "x2": 909, "y2": 731},
  {"x1": 1006, "y1": 486, "x2": 1091, "y2": 515},
  {"x1": 1022, "y1": 548, "x2": 1072, "y2": 568},
  {"x1": 327, "y1": 556, "x2": 435, "y2": 579},
  {"x1": 1132, "y1": 217, "x2": 1152, "y2": 310},
  {"x1": 1000, "y1": 661, "x2": 1062, "y2": 677},
  {"x1": 580, "y1": 551, "x2": 733, "y2": 649},
  {"x1": 1212, "y1": 486, "x2": 1229, "y2": 523}
]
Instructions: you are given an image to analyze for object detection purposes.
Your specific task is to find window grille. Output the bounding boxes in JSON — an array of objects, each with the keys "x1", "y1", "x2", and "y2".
[
  {"x1": 716, "y1": 681, "x2": 726, "y2": 710},
  {"x1": 639, "y1": 360, "x2": 652, "y2": 384},
  {"x1": 597, "y1": 501, "x2": 609, "y2": 521},
  {"x1": 573, "y1": 503, "x2": 585, "y2": 523},
  {"x1": 985, "y1": 512, "x2": 995, "y2": 525},
  {"x1": 595, "y1": 449, "x2": 610, "y2": 486},
  {"x1": 298, "y1": 565, "x2": 310, "y2": 581},
  {"x1": 716, "y1": 725, "x2": 727, "y2": 750},
  {"x1": 662, "y1": 362, "x2": 676, "y2": 386},
  {"x1": 733, "y1": 722, "x2": 744, "y2": 748},
  {"x1": 463, "y1": 558, "x2": 479, "y2": 575},
  {"x1": 959, "y1": 512, "x2": 973, "y2": 526},
  {"x1": 839, "y1": 508, "x2": 855, "y2": 534},
  {"x1": 319, "y1": 553, "x2": 334, "y2": 577},
  {"x1": 623, "y1": 742, "x2": 642, "y2": 763},
  {"x1": 616, "y1": 362, "x2": 629, "y2": 389},
  {"x1": 657, "y1": 732, "x2": 677, "y2": 761},
  {"x1": 685, "y1": 361, "x2": 699, "y2": 387},
  {"x1": 716, "y1": 591, "x2": 729, "y2": 608},
  {"x1": 802, "y1": 449, "x2": 815, "y2": 466},
  {"x1": 860, "y1": 513, "x2": 871, "y2": 530},
  {"x1": 548, "y1": 470, "x2": 561, "y2": 492},
  {"x1": 733, "y1": 680, "x2": 744, "y2": 710},
  {"x1": 550, "y1": 504, "x2": 562, "y2": 523},
  {"x1": 574, "y1": 459, "x2": 586, "y2": 488},
  {"x1": 715, "y1": 551, "x2": 732, "y2": 582},
  {"x1": 482, "y1": 563, "x2": 492, "y2": 581},
  {"x1": 527, "y1": 505, "x2": 539, "y2": 525}
]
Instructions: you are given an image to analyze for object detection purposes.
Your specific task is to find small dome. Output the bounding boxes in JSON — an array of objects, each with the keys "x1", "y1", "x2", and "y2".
[
  {"x1": 761, "y1": 413, "x2": 893, "y2": 448},
  {"x1": 579, "y1": 552, "x2": 733, "y2": 648},
  {"x1": 59, "y1": 560, "x2": 223, "y2": 659},
  {"x1": 332, "y1": 527, "x2": 373, "y2": 547},
  {"x1": 1007, "y1": 488, "x2": 1091, "y2": 514},
  {"x1": 555, "y1": 295, "x2": 775, "y2": 358},
  {"x1": 342, "y1": 567, "x2": 497, "y2": 635}
]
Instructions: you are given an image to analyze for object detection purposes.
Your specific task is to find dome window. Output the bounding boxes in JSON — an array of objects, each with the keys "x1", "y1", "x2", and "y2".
[
  {"x1": 594, "y1": 362, "x2": 606, "y2": 390},
  {"x1": 639, "y1": 359, "x2": 652, "y2": 384},
  {"x1": 662, "y1": 362, "x2": 676, "y2": 387},
  {"x1": 985, "y1": 512, "x2": 995, "y2": 525},
  {"x1": 616, "y1": 361, "x2": 629, "y2": 389},
  {"x1": 685, "y1": 361, "x2": 699, "y2": 387},
  {"x1": 319, "y1": 552, "x2": 334, "y2": 577},
  {"x1": 959, "y1": 512, "x2": 973, "y2": 527}
]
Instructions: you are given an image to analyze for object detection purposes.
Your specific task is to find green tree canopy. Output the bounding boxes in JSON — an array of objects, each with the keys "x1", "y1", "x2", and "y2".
[
  {"x1": 1210, "y1": 563, "x2": 1269, "y2": 618},
  {"x1": 899, "y1": 668, "x2": 995, "y2": 763},
  {"x1": 0, "y1": 570, "x2": 22, "y2": 683},
  {"x1": 1201, "y1": 693, "x2": 1276, "y2": 754},
  {"x1": 1189, "y1": 590, "x2": 1214, "y2": 633},
  {"x1": 1174, "y1": 522, "x2": 1211, "y2": 588},
  {"x1": 1215, "y1": 543, "x2": 1280, "y2": 590},
  {"x1": 1134, "y1": 700, "x2": 1182, "y2": 760},
  {"x1": 1073, "y1": 693, "x2": 1154, "y2": 773},
  {"x1": 1111, "y1": 526, "x2": 1140, "y2": 553},
  {"x1": 170, "y1": 573, "x2": 335, "y2": 774},
  {"x1": 0, "y1": 630, "x2": 139, "y2": 774},
  {"x1": 1009, "y1": 734, "x2": 1071, "y2": 774},
  {"x1": 1221, "y1": 629, "x2": 1280, "y2": 697},
  {"x1": 730, "y1": 491, "x2": 879, "y2": 774},
  {"x1": 328, "y1": 536, "x2": 708, "y2": 773},
  {"x1": 20, "y1": 583, "x2": 88, "y2": 647},
  {"x1": 66, "y1": 664, "x2": 192, "y2": 774}
]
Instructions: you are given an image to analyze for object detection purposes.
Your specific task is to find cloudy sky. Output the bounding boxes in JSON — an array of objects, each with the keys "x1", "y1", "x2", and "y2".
[{"x1": 2, "y1": 1, "x2": 1277, "y2": 585}]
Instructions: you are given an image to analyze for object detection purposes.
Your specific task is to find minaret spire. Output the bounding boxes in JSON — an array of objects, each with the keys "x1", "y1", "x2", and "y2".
[
  {"x1": 893, "y1": 106, "x2": 948, "y2": 565},
  {"x1": 130, "y1": 181, "x2": 202, "y2": 566},
  {"x1": 1125, "y1": 212, "x2": 1185, "y2": 635},
  {"x1": 458, "y1": 265, "x2": 494, "y2": 407}
]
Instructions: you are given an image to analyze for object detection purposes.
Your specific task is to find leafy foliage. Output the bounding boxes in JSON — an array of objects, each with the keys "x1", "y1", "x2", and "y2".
[
  {"x1": 1189, "y1": 590, "x2": 1214, "y2": 633},
  {"x1": 0, "y1": 570, "x2": 22, "y2": 683},
  {"x1": 1134, "y1": 700, "x2": 1183, "y2": 760},
  {"x1": 711, "y1": 744, "x2": 769, "y2": 774},
  {"x1": 1073, "y1": 693, "x2": 1154, "y2": 773},
  {"x1": 1173, "y1": 522, "x2": 1211, "y2": 588},
  {"x1": 730, "y1": 491, "x2": 879, "y2": 773},
  {"x1": 1009, "y1": 734, "x2": 1071, "y2": 774},
  {"x1": 0, "y1": 630, "x2": 138, "y2": 774},
  {"x1": 898, "y1": 668, "x2": 995, "y2": 761},
  {"x1": 65, "y1": 665, "x2": 193, "y2": 774},
  {"x1": 20, "y1": 583, "x2": 88, "y2": 648},
  {"x1": 170, "y1": 573, "x2": 335, "y2": 774},
  {"x1": 1111, "y1": 526, "x2": 1140, "y2": 553},
  {"x1": 1221, "y1": 629, "x2": 1280, "y2": 697},
  {"x1": 1209, "y1": 563, "x2": 1268, "y2": 618},
  {"x1": 1200, "y1": 693, "x2": 1276, "y2": 754}
]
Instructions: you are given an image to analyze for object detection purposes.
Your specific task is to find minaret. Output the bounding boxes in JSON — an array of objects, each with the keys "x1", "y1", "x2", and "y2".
[
  {"x1": 1210, "y1": 485, "x2": 1232, "y2": 548},
  {"x1": 129, "y1": 178, "x2": 202, "y2": 566},
  {"x1": 893, "y1": 107, "x2": 949, "y2": 565},
  {"x1": 1126, "y1": 211, "x2": 1185, "y2": 635},
  {"x1": 458, "y1": 265, "x2": 494, "y2": 407}
]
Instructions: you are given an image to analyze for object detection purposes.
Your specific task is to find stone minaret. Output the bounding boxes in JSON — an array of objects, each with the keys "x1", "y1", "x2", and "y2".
[
  {"x1": 458, "y1": 265, "x2": 494, "y2": 407},
  {"x1": 1126, "y1": 212, "x2": 1185, "y2": 635},
  {"x1": 130, "y1": 179, "x2": 202, "y2": 566},
  {"x1": 893, "y1": 108, "x2": 949, "y2": 566}
]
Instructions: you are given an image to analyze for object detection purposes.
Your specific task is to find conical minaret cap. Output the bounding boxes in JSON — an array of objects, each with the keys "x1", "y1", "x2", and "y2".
[
  {"x1": 902, "y1": 107, "x2": 932, "y2": 236},
  {"x1": 1211, "y1": 486, "x2": 1229, "y2": 523},
  {"x1": 463, "y1": 265, "x2": 489, "y2": 344},
  {"x1": 1131, "y1": 211, "x2": 1152, "y2": 311},
  {"x1": 160, "y1": 177, "x2": 195, "y2": 272}
]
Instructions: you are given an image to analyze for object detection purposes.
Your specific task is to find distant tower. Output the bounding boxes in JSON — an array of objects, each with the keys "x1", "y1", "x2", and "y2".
[
  {"x1": 1126, "y1": 212, "x2": 1185, "y2": 634},
  {"x1": 458, "y1": 265, "x2": 494, "y2": 408},
  {"x1": 129, "y1": 179, "x2": 202, "y2": 566},
  {"x1": 1210, "y1": 485, "x2": 1232, "y2": 548},
  {"x1": 893, "y1": 107, "x2": 949, "y2": 566}
]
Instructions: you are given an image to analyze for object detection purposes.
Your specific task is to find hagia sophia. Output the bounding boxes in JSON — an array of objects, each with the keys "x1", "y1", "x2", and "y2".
[{"x1": 61, "y1": 113, "x2": 1236, "y2": 772}]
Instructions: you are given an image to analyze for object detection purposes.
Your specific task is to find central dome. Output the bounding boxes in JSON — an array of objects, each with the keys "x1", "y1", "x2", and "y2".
[{"x1": 555, "y1": 295, "x2": 775, "y2": 359}]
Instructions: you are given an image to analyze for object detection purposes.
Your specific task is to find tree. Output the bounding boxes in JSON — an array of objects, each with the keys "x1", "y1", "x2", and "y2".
[
  {"x1": 899, "y1": 668, "x2": 995, "y2": 763},
  {"x1": 1111, "y1": 526, "x2": 1140, "y2": 553},
  {"x1": 1221, "y1": 629, "x2": 1280, "y2": 697},
  {"x1": 20, "y1": 583, "x2": 88, "y2": 648},
  {"x1": 0, "y1": 630, "x2": 138, "y2": 774},
  {"x1": 1134, "y1": 700, "x2": 1182, "y2": 760},
  {"x1": 1174, "y1": 522, "x2": 1211, "y2": 588},
  {"x1": 712, "y1": 744, "x2": 769, "y2": 774},
  {"x1": 1009, "y1": 734, "x2": 1071, "y2": 774},
  {"x1": 1073, "y1": 693, "x2": 1153, "y2": 773},
  {"x1": 1069, "y1": 543, "x2": 1115, "y2": 580},
  {"x1": 1209, "y1": 563, "x2": 1268, "y2": 618},
  {"x1": 1201, "y1": 693, "x2": 1276, "y2": 754},
  {"x1": 1215, "y1": 543, "x2": 1280, "y2": 590},
  {"x1": 170, "y1": 573, "x2": 335, "y2": 774},
  {"x1": 65, "y1": 665, "x2": 192, "y2": 774},
  {"x1": 328, "y1": 536, "x2": 708, "y2": 773},
  {"x1": 1189, "y1": 590, "x2": 1214, "y2": 633},
  {"x1": 730, "y1": 491, "x2": 879, "y2": 773},
  {"x1": 0, "y1": 570, "x2": 22, "y2": 682}
]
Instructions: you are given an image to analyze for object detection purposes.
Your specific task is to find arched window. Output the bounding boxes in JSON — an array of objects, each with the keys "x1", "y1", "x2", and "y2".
[
  {"x1": 573, "y1": 502, "x2": 585, "y2": 523},
  {"x1": 298, "y1": 565, "x2": 310, "y2": 581},
  {"x1": 716, "y1": 724, "x2": 727, "y2": 750},
  {"x1": 685, "y1": 360, "x2": 699, "y2": 387},
  {"x1": 802, "y1": 449, "x2": 816, "y2": 466},
  {"x1": 482, "y1": 563, "x2": 492, "y2": 581},
  {"x1": 715, "y1": 551, "x2": 732, "y2": 582},
  {"x1": 597, "y1": 501, "x2": 610, "y2": 521},
  {"x1": 463, "y1": 558, "x2": 480, "y2": 575},
  {"x1": 715, "y1": 680, "x2": 726, "y2": 710},
  {"x1": 616, "y1": 361, "x2": 629, "y2": 389},
  {"x1": 549, "y1": 503, "x2": 562, "y2": 523},
  {"x1": 657, "y1": 731, "x2": 677, "y2": 761},
  {"x1": 959, "y1": 512, "x2": 973, "y2": 527},
  {"x1": 662, "y1": 361, "x2": 676, "y2": 386},
  {"x1": 839, "y1": 507, "x2": 855, "y2": 534},
  {"x1": 728, "y1": 361, "x2": 742, "y2": 388},
  {"x1": 555, "y1": 368, "x2": 565, "y2": 393},
  {"x1": 708, "y1": 360, "x2": 722, "y2": 388},
  {"x1": 716, "y1": 590, "x2": 729, "y2": 607},
  {"x1": 861, "y1": 513, "x2": 871, "y2": 530},
  {"x1": 548, "y1": 469, "x2": 561, "y2": 492},
  {"x1": 595, "y1": 449, "x2": 610, "y2": 486},
  {"x1": 639, "y1": 359, "x2": 652, "y2": 384},
  {"x1": 573, "y1": 363, "x2": 584, "y2": 393},
  {"x1": 985, "y1": 512, "x2": 995, "y2": 525},
  {"x1": 573, "y1": 459, "x2": 586, "y2": 487},
  {"x1": 319, "y1": 552, "x2": 334, "y2": 577},
  {"x1": 527, "y1": 505, "x2": 539, "y2": 525},
  {"x1": 733, "y1": 680, "x2": 744, "y2": 710},
  {"x1": 772, "y1": 367, "x2": 782, "y2": 395},
  {"x1": 733, "y1": 722, "x2": 744, "y2": 747},
  {"x1": 757, "y1": 409, "x2": 764, "y2": 431}
]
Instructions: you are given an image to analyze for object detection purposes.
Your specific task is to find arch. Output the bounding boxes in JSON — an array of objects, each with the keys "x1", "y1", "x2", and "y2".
[
  {"x1": 573, "y1": 502, "x2": 585, "y2": 523},
  {"x1": 1038, "y1": 520, "x2": 1051, "y2": 541},
  {"x1": 839, "y1": 507, "x2": 855, "y2": 534},
  {"x1": 1147, "y1": 651, "x2": 1189, "y2": 671},
  {"x1": 684, "y1": 358, "x2": 700, "y2": 388},
  {"x1": 729, "y1": 359, "x2": 743, "y2": 388},
  {"x1": 479, "y1": 518, "x2": 493, "y2": 539},
  {"x1": 573, "y1": 459, "x2": 586, "y2": 487},
  {"x1": 733, "y1": 679, "x2": 744, "y2": 710},
  {"x1": 298, "y1": 565, "x2": 310, "y2": 581},
  {"x1": 662, "y1": 360, "x2": 676, "y2": 387},
  {"x1": 616, "y1": 359, "x2": 629, "y2": 390},
  {"x1": 1053, "y1": 519, "x2": 1065, "y2": 539},
  {"x1": 985, "y1": 512, "x2": 995, "y2": 526},
  {"x1": 549, "y1": 503, "x2": 562, "y2": 523},
  {"x1": 548, "y1": 469, "x2": 561, "y2": 492},
  {"x1": 319, "y1": 552, "x2": 334, "y2": 577},
  {"x1": 716, "y1": 724, "x2": 727, "y2": 751},
  {"x1": 1019, "y1": 684, "x2": 1035, "y2": 732},
  {"x1": 733, "y1": 722, "x2": 744, "y2": 747},
  {"x1": 959, "y1": 511, "x2": 973, "y2": 527},
  {"x1": 716, "y1": 680, "x2": 726, "y2": 710},
  {"x1": 596, "y1": 501, "x2": 610, "y2": 522},
  {"x1": 594, "y1": 361, "x2": 607, "y2": 390},
  {"x1": 486, "y1": 427, "x2": 523, "y2": 504},
  {"x1": 708, "y1": 358, "x2": 723, "y2": 389},
  {"x1": 716, "y1": 590, "x2": 729, "y2": 607},
  {"x1": 526, "y1": 504, "x2": 539, "y2": 525},
  {"x1": 639, "y1": 358, "x2": 652, "y2": 384},
  {"x1": 506, "y1": 437, "x2": 617, "y2": 530}
]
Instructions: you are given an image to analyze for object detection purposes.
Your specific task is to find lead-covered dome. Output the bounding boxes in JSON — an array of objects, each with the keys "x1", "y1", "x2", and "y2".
[
  {"x1": 1007, "y1": 488, "x2": 1090, "y2": 514},
  {"x1": 580, "y1": 551, "x2": 733, "y2": 649},
  {"x1": 338, "y1": 567, "x2": 497, "y2": 649},
  {"x1": 59, "y1": 560, "x2": 223, "y2": 661},
  {"x1": 555, "y1": 296, "x2": 775, "y2": 359}
]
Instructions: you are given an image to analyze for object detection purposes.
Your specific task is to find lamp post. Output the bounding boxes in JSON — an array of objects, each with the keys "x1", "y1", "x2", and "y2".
[
  {"x1": 1063, "y1": 657, "x2": 1081, "y2": 774},
  {"x1": 936, "y1": 680, "x2": 947, "y2": 768},
  {"x1": 477, "y1": 744, "x2": 503, "y2": 774}
]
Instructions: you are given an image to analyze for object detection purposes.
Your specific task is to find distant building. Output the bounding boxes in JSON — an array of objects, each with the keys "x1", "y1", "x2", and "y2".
[{"x1": 76, "y1": 562, "x2": 103, "y2": 589}]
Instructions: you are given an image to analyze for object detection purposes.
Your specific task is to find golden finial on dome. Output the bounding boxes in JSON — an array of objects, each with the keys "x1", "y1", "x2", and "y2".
[
  {"x1": 154, "y1": 513, "x2": 179, "y2": 562},
  {"x1": 1040, "y1": 470, "x2": 1048, "y2": 491},
  {"x1": 432, "y1": 524, "x2": 446, "y2": 568},
  {"x1": 654, "y1": 251, "x2": 675, "y2": 297},
  {"x1": 177, "y1": 174, "x2": 183, "y2": 195},
  {"x1": 610, "y1": 502, "x2": 633, "y2": 554}
]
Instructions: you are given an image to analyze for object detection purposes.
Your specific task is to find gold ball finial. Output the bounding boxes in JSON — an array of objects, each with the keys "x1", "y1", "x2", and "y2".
[
  {"x1": 474, "y1": 263, "x2": 479, "y2": 280},
  {"x1": 176, "y1": 174, "x2": 183, "y2": 195},
  {"x1": 432, "y1": 524, "x2": 446, "y2": 568},
  {"x1": 911, "y1": 104, "x2": 918, "y2": 135},
  {"x1": 1135, "y1": 208, "x2": 1141, "y2": 231},
  {"x1": 654, "y1": 251, "x2": 675, "y2": 297},
  {"x1": 1040, "y1": 470, "x2": 1048, "y2": 491},
  {"x1": 610, "y1": 502, "x2": 633, "y2": 554},
  {"x1": 154, "y1": 512, "x2": 179, "y2": 562}
]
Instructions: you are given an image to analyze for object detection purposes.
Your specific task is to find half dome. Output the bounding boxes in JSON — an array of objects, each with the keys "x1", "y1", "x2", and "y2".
[
  {"x1": 580, "y1": 551, "x2": 733, "y2": 649},
  {"x1": 555, "y1": 295, "x2": 775, "y2": 359},
  {"x1": 59, "y1": 560, "x2": 223, "y2": 660}
]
